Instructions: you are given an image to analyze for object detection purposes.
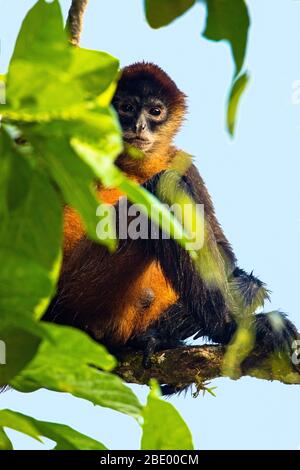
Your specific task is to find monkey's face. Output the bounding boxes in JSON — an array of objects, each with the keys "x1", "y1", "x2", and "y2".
[
  {"x1": 112, "y1": 63, "x2": 186, "y2": 155},
  {"x1": 113, "y1": 94, "x2": 168, "y2": 153}
]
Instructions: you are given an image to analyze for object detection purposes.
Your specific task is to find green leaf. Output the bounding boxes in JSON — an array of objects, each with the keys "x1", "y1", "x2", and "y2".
[
  {"x1": 0, "y1": 130, "x2": 62, "y2": 319},
  {"x1": 0, "y1": 131, "x2": 62, "y2": 273},
  {"x1": 145, "y1": 0, "x2": 196, "y2": 28},
  {"x1": 11, "y1": 323, "x2": 142, "y2": 419},
  {"x1": 5, "y1": 0, "x2": 119, "y2": 114},
  {"x1": 0, "y1": 409, "x2": 107, "y2": 450},
  {"x1": 203, "y1": 0, "x2": 250, "y2": 76},
  {"x1": 10, "y1": 0, "x2": 67, "y2": 66},
  {"x1": 226, "y1": 72, "x2": 249, "y2": 136},
  {"x1": 0, "y1": 409, "x2": 42, "y2": 442},
  {"x1": 0, "y1": 427, "x2": 13, "y2": 450},
  {"x1": 17, "y1": 104, "x2": 122, "y2": 252},
  {"x1": 33, "y1": 134, "x2": 100, "y2": 243},
  {"x1": 0, "y1": 328, "x2": 41, "y2": 387},
  {"x1": 0, "y1": 316, "x2": 47, "y2": 340},
  {"x1": 141, "y1": 381, "x2": 194, "y2": 450},
  {"x1": 6, "y1": 0, "x2": 69, "y2": 112},
  {"x1": 36, "y1": 107, "x2": 122, "y2": 165},
  {"x1": 69, "y1": 48, "x2": 119, "y2": 101},
  {"x1": 0, "y1": 250, "x2": 54, "y2": 320},
  {"x1": 37, "y1": 323, "x2": 116, "y2": 372}
]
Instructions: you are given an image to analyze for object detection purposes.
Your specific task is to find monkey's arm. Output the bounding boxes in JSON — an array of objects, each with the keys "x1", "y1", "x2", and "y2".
[
  {"x1": 142, "y1": 168, "x2": 236, "y2": 343},
  {"x1": 141, "y1": 168, "x2": 298, "y2": 353},
  {"x1": 183, "y1": 164, "x2": 237, "y2": 272}
]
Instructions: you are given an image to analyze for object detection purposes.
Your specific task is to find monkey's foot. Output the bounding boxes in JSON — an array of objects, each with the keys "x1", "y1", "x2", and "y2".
[
  {"x1": 128, "y1": 328, "x2": 182, "y2": 369},
  {"x1": 254, "y1": 312, "x2": 298, "y2": 354}
]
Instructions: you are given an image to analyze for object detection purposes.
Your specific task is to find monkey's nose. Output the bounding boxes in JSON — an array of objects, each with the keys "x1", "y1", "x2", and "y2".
[
  {"x1": 135, "y1": 122, "x2": 146, "y2": 133},
  {"x1": 135, "y1": 116, "x2": 147, "y2": 135}
]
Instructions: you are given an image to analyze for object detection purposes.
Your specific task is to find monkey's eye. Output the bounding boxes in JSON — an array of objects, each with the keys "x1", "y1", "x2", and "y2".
[
  {"x1": 120, "y1": 103, "x2": 135, "y2": 114},
  {"x1": 149, "y1": 107, "x2": 162, "y2": 117}
]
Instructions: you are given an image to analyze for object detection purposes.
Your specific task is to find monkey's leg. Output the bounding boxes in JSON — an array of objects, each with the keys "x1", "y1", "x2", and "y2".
[
  {"x1": 132, "y1": 267, "x2": 273, "y2": 368},
  {"x1": 141, "y1": 171, "x2": 238, "y2": 344}
]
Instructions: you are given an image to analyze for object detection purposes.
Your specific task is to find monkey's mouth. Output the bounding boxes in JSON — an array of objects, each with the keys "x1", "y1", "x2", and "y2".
[{"x1": 124, "y1": 137, "x2": 153, "y2": 150}]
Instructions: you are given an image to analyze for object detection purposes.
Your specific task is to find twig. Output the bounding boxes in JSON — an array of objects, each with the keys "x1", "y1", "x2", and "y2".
[
  {"x1": 115, "y1": 344, "x2": 300, "y2": 390},
  {"x1": 66, "y1": 0, "x2": 89, "y2": 46}
]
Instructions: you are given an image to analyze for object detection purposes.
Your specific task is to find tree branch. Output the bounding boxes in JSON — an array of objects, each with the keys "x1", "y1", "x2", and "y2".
[
  {"x1": 66, "y1": 0, "x2": 89, "y2": 46},
  {"x1": 115, "y1": 345, "x2": 300, "y2": 390}
]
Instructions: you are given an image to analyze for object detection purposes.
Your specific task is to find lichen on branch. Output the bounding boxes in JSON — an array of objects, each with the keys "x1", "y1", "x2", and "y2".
[{"x1": 115, "y1": 344, "x2": 300, "y2": 391}]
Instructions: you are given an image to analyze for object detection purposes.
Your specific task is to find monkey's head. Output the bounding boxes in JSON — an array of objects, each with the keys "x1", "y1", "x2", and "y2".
[{"x1": 113, "y1": 62, "x2": 186, "y2": 155}]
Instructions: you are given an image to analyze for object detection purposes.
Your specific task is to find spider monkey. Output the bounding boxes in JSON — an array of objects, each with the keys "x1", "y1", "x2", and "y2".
[{"x1": 45, "y1": 63, "x2": 298, "y2": 389}]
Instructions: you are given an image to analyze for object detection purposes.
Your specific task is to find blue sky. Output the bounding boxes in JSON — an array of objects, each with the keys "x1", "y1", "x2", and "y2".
[{"x1": 0, "y1": 0, "x2": 300, "y2": 450}]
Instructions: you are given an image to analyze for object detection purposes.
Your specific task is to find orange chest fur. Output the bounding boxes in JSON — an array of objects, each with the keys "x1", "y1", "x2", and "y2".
[{"x1": 63, "y1": 187, "x2": 125, "y2": 259}]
